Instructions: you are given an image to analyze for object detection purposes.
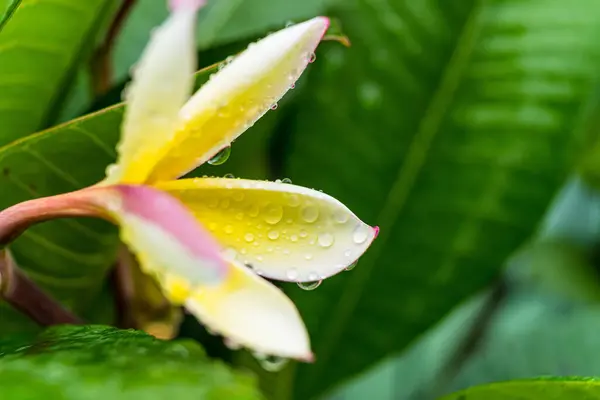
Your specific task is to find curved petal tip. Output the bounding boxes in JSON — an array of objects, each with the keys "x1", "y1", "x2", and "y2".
[{"x1": 373, "y1": 226, "x2": 380, "y2": 239}]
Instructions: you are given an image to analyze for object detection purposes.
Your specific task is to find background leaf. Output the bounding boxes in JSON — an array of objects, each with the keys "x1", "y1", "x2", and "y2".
[
  {"x1": 441, "y1": 378, "x2": 600, "y2": 400},
  {"x1": 113, "y1": 0, "x2": 336, "y2": 82},
  {"x1": 0, "y1": 0, "x2": 119, "y2": 146},
  {"x1": 253, "y1": 0, "x2": 600, "y2": 398},
  {"x1": 0, "y1": 325, "x2": 262, "y2": 399}
]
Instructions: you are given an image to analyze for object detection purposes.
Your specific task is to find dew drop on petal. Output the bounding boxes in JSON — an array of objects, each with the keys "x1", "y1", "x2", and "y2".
[
  {"x1": 270, "y1": 103, "x2": 278, "y2": 110},
  {"x1": 345, "y1": 260, "x2": 358, "y2": 271},
  {"x1": 263, "y1": 204, "x2": 284, "y2": 225},
  {"x1": 318, "y1": 232, "x2": 334, "y2": 248},
  {"x1": 300, "y1": 230, "x2": 308, "y2": 238},
  {"x1": 301, "y1": 205, "x2": 319, "y2": 223},
  {"x1": 224, "y1": 173, "x2": 235, "y2": 178},
  {"x1": 208, "y1": 146, "x2": 231, "y2": 165},
  {"x1": 220, "y1": 198, "x2": 230, "y2": 209},
  {"x1": 333, "y1": 210, "x2": 349, "y2": 224},
  {"x1": 255, "y1": 353, "x2": 288, "y2": 372},
  {"x1": 224, "y1": 225, "x2": 234, "y2": 234},
  {"x1": 224, "y1": 337, "x2": 241, "y2": 350},
  {"x1": 282, "y1": 178, "x2": 292, "y2": 184},
  {"x1": 286, "y1": 268, "x2": 299, "y2": 280},
  {"x1": 244, "y1": 233, "x2": 254, "y2": 243},
  {"x1": 233, "y1": 192, "x2": 244, "y2": 201},
  {"x1": 290, "y1": 234, "x2": 299, "y2": 242},
  {"x1": 353, "y1": 225, "x2": 370, "y2": 244},
  {"x1": 308, "y1": 52, "x2": 316, "y2": 63},
  {"x1": 249, "y1": 205, "x2": 260, "y2": 217},
  {"x1": 305, "y1": 253, "x2": 313, "y2": 260},
  {"x1": 298, "y1": 278, "x2": 321, "y2": 291},
  {"x1": 288, "y1": 194, "x2": 301, "y2": 207},
  {"x1": 267, "y1": 230, "x2": 279, "y2": 240}
]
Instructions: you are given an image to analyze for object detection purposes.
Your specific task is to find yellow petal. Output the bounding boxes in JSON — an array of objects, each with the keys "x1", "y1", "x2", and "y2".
[
  {"x1": 179, "y1": 258, "x2": 312, "y2": 361},
  {"x1": 155, "y1": 178, "x2": 377, "y2": 282},
  {"x1": 105, "y1": 5, "x2": 199, "y2": 184},
  {"x1": 145, "y1": 17, "x2": 330, "y2": 182}
]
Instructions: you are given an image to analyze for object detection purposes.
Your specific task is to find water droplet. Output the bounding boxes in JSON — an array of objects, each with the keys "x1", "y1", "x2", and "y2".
[
  {"x1": 290, "y1": 82, "x2": 296, "y2": 89},
  {"x1": 233, "y1": 192, "x2": 244, "y2": 201},
  {"x1": 244, "y1": 233, "x2": 255, "y2": 243},
  {"x1": 283, "y1": 248, "x2": 291, "y2": 255},
  {"x1": 224, "y1": 225, "x2": 234, "y2": 234},
  {"x1": 305, "y1": 253, "x2": 313, "y2": 260},
  {"x1": 208, "y1": 146, "x2": 231, "y2": 165},
  {"x1": 308, "y1": 52, "x2": 316, "y2": 63},
  {"x1": 263, "y1": 204, "x2": 283, "y2": 225},
  {"x1": 235, "y1": 212, "x2": 244, "y2": 220},
  {"x1": 220, "y1": 199, "x2": 230, "y2": 209},
  {"x1": 207, "y1": 198, "x2": 219, "y2": 209},
  {"x1": 286, "y1": 268, "x2": 299, "y2": 280},
  {"x1": 224, "y1": 337, "x2": 241, "y2": 350},
  {"x1": 290, "y1": 234, "x2": 299, "y2": 242},
  {"x1": 288, "y1": 194, "x2": 300, "y2": 207},
  {"x1": 224, "y1": 173, "x2": 235, "y2": 178},
  {"x1": 240, "y1": 248, "x2": 247, "y2": 255},
  {"x1": 298, "y1": 280, "x2": 321, "y2": 291},
  {"x1": 301, "y1": 205, "x2": 319, "y2": 223},
  {"x1": 285, "y1": 20, "x2": 295, "y2": 28},
  {"x1": 318, "y1": 233, "x2": 334, "y2": 248},
  {"x1": 333, "y1": 210, "x2": 349, "y2": 224},
  {"x1": 282, "y1": 178, "x2": 292, "y2": 184},
  {"x1": 249, "y1": 205, "x2": 260, "y2": 217},
  {"x1": 271, "y1": 103, "x2": 278, "y2": 110},
  {"x1": 344, "y1": 249, "x2": 352, "y2": 257},
  {"x1": 268, "y1": 230, "x2": 279, "y2": 240},
  {"x1": 345, "y1": 261, "x2": 358, "y2": 271},
  {"x1": 256, "y1": 255, "x2": 264, "y2": 261},
  {"x1": 353, "y1": 225, "x2": 370, "y2": 244},
  {"x1": 256, "y1": 353, "x2": 288, "y2": 372},
  {"x1": 105, "y1": 164, "x2": 119, "y2": 176},
  {"x1": 300, "y1": 230, "x2": 308, "y2": 238}
]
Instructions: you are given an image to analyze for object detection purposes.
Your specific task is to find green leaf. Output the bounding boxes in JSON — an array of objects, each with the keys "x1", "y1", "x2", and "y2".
[
  {"x1": 269, "y1": 0, "x2": 600, "y2": 398},
  {"x1": 0, "y1": 0, "x2": 119, "y2": 146},
  {"x1": 0, "y1": 324, "x2": 262, "y2": 399},
  {"x1": 441, "y1": 378, "x2": 600, "y2": 400},
  {"x1": 113, "y1": 0, "x2": 335, "y2": 81}
]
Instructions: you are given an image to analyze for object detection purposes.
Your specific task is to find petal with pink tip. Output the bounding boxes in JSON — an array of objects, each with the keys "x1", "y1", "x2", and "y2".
[
  {"x1": 146, "y1": 17, "x2": 330, "y2": 182},
  {"x1": 179, "y1": 258, "x2": 312, "y2": 361},
  {"x1": 155, "y1": 178, "x2": 377, "y2": 282},
  {"x1": 97, "y1": 185, "x2": 228, "y2": 285},
  {"x1": 106, "y1": 5, "x2": 199, "y2": 184}
]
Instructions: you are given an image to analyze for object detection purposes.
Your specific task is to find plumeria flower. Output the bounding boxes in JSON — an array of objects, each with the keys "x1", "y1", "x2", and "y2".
[{"x1": 0, "y1": 0, "x2": 377, "y2": 361}]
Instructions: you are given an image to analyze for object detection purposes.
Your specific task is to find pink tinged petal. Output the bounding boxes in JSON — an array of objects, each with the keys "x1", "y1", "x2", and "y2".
[
  {"x1": 146, "y1": 17, "x2": 330, "y2": 182},
  {"x1": 183, "y1": 258, "x2": 313, "y2": 361},
  {"x1": 156, "y1": 178, "x2": 377, "y2": 283},
  {"x1": 105, "y1": 4, "x2": 199, "y2": 184},
  {"x1": 104, "y1": 185, "x2": 228, "y2": 285}
]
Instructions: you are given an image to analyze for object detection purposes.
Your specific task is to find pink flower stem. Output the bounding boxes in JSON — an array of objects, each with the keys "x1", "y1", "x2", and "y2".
[
  {"x1": 0, "y1": 188, "x2": 109, "y2": 327},
  {"x1": 0, "y1": 249, "x2": 83, "y2": 326}
]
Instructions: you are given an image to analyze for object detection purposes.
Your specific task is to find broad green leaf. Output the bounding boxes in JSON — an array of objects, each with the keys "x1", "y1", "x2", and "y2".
[
  {"x1": 440, "y1": 292, "x2": 600, "y2": 395},
  {"x1": 266, "y1": 0, "x2": 600, "y2": 398},
  {"x1": 113, "y1": 0, "x2": 336, "y2": 81},
  {"x1": 0, "y1": 324, "x2": 262, "y2": 399},
  {"x1": 441, "y1": 378, "x2": 600, "y2": 400},
  {"x1": 0, "y1": 0, "x2": 118, "y2": 146}
]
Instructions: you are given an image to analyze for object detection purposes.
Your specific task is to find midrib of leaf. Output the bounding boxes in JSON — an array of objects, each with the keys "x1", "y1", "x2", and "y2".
[
  {"x1": 305, "y1": 0, "x2": 484, "y2": 386},
  {"x1": 0, "y1": 0, "x2": 19, "y2": 31}
]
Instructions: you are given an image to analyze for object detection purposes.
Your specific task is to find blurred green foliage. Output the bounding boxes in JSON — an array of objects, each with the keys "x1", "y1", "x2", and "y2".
[{"x1": 3, "y1": 0, "x2": 600, "y2": 399}]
